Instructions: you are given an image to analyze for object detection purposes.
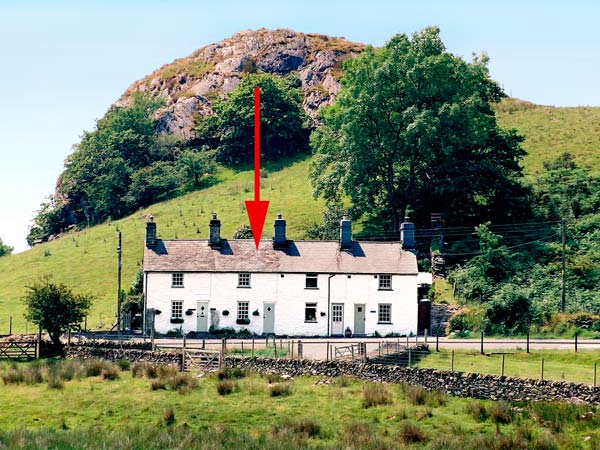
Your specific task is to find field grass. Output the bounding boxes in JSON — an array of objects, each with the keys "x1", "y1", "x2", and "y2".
[
  {"x1": 417, "y1": 349, "x2": 600, "y2": 385},
  {"x1": 496, "y1": 102, "x2": 600, "y2": 177},
  {"x1": 0, "y1": 360, "x2": 600, "y2": 449},
  {"x1": 0, "y1": 153, "x2": 324, "y2": 333}
]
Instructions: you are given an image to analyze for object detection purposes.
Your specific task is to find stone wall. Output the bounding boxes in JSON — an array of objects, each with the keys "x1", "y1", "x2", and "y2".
[
  {"x1": 66, "y1": 345, "x2": 181, "y2": 366},
  {"x1": 226, "y1": 357, "x2": 600, "y2": 405}
]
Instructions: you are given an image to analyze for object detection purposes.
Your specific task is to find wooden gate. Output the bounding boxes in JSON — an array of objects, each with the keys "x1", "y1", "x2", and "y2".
[
  {"x1": 0, "y1": 341, "x2": 37, "y2": 360},
  {"x1": 183, "y1": 349, "x2": 221, "y2": 371}
]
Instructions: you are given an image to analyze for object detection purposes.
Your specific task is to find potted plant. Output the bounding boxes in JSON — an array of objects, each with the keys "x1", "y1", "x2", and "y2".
[{"x1": 345, "y1": 326, "x2": 353, "y2": 338}]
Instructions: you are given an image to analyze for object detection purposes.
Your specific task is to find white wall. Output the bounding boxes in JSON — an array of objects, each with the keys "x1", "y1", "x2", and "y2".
[{"x1": 145, "y1": 271, "x2": 418, "y2": 336}]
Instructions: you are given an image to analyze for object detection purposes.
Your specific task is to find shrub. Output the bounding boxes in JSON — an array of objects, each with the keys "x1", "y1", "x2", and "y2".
[
  {"x1": 217, "y1": 380, "x2": 236, "y2": 396},
  {"x1": 269, "y1": 383, "x2": 291, "y2": 397},
  {"x1": 47, "y1": 375, "x2": 64, "y2": 390},
  {"x1": 465, "y1": 401, "x2": 489, "y2": 422},
  {"x1": 397, "y1": 421, "x2": 427, "y2": 444},
  {"x1": 265, "y1": 373, "x2": 284, "y2": 384},
  {"x1": 489, "y1": 401, "x2": 514, "y2": 425},
  {"x1": 144, "y1": 364, "x2": 159, "y2": 379},
  {"x1": 22, "y1": 364, "x2": 44, "y2": 385},
  {"x1": 218, "y1": 367, "x2": 246, "y2": 380},
  {"x1": 163, "y1": 408, "x2": 175, "y2": 426},
  {"x1": 157, "y1": 364, "x2": 179, "y2": 379},
  {"x1": 151, "y1": 379, "x2": 167, "y2": 391},
  {"x1": 401, "y1": 383, "x2": 426, "y2": 405},
  {"x1": 84, "y1": 359, "x2": 111, "y2": 377},
  {"x1": 362, "y1": 383, "x2": 392, "y2": 408},
  {"x1": 131, "y1": 362, "x2": 149, "y2": 378},
  {"x1": 101, "y1": 365, "x2": 120, "y2": 381},
  {"x1": 2, "y1": 367, "x2": 24, "y2": 385},
  {"x1": 169, "y1": 373, "x2": 198, "y2": 394},
  {"x1": 335, "y1": 376, "x2": 351, "y2": 387},
  {"x1": 529, "y1": 401, "x2": 591, "y2": 433},
  {"x1": 272, "y1": 418, "x2": 320, "y2": 438},
  {"x1": 57, "y1": 360, "x2": 84, "y2": 381},
  {"x1": 117, "y1": 359, "x2": 131, "y2": 371}
]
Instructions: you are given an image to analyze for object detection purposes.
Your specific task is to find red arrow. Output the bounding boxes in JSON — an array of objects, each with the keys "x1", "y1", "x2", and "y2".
[{"x1": 245, "y1": 87, "x2": 269, "y2": 250}]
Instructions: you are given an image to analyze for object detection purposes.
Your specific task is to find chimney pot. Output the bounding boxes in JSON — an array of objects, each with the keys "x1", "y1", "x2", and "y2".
[
  {"x1": 209, "y1": 213, "x2": 221, "y2": 248},
  {"x1": 273, "y1": 212, "x2": 288, "y2": 249},
  {"x1": 146, "y1": 218, "x2": 157, "y2": 248},
  {"x1": 339, "y1": 215, "x2": 352, "y2": 249},
  {"x1": 400, "y1": 217, "x2": 415, "y2": 250}
]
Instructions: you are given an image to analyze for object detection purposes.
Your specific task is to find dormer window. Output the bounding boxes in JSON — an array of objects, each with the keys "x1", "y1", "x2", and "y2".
[
  {"x1": 172, "y1": 273, "x2": 184, "y2": 288},
  {"x1": 238, "y1": 273, "x2": 251, "y2": 288}
]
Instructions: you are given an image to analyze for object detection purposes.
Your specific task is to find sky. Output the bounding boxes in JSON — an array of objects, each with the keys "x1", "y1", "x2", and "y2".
[{"x1": 1, "y1": 0, "x2": 599, "y2": 253}]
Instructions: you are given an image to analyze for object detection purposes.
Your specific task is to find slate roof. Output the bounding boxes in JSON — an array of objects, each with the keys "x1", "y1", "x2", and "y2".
[{"x1": 143, "y1": 239, "x2": 417, "y2": 275}]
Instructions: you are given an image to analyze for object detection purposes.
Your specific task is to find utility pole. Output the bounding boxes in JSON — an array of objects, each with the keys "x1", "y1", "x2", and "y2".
[
  {"x1": 561, "y1": 220, "x2": 566, "y2": 313},
  {"x1": 117, "y1": 231, "x2": 123, "y2": 338}
]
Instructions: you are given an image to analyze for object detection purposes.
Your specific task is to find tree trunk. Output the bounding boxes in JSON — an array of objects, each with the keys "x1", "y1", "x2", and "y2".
[{"x1": 49, "y1": 331, "x2": 65, "y2": 357}]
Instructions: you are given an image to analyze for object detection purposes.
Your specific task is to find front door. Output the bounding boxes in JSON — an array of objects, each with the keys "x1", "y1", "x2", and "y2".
[
  {"x1": 331, "y1": 303, "x2": 344, "y2": 335},
  {"x1": 263, "y1": 303, "x2": 275, "y2": 335},
  {"x1": 196, "y1": 301, "x2": 209, "y2": 332},
  {"x1": 354, "y1": 304, "x2": 365, "y2": 335}
]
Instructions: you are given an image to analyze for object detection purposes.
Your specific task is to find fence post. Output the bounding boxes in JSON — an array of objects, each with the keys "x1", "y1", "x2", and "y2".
[
  {"x1": 84, "y1": 315, "x2": 87, "y2": 333},
  {"x1": 241, "y1": 341, "x2": 244, "y2": 357},
  {"x1": 251, "y1": 338, "x2": 255, "y2": 358},
  {"x1": 326, "y1": 341, "x2": 330, "y2": 361},
  {"x1": 221, "y1": 338, "x2": 226, "y2": 356},
  {"x1": 202, "y1": 339, "x2": 206, "y2": 350},
  {"x1": 378, "y1": 341, "x2": 381, "y2": 357},
  {"x1": 181, "y1": 335, "x2": 187, "y2": 371},
  {"x1": 594, "y1": 362, "x2": 597, "y2": 387},
  {"x1": 424, "y1": 329, "x2": 428, "y2": 345},
  {"x1": 541, "y1": 358, "x2": 545, "y2": 381},
  {"x1": 405, "y1": 335, "x2": 409, "y2": 348},
  {"x1": 480, "y1": 331, "x2": 484, "y2": 355},
  {"x1": 575, "y1": 332, "x2": 578, "y2": 353},
  {"x1": 526, "y1": 329, "x2": 530, "y2": 354},
  {"x1": 291, "y1": 340, "x2": 294, "y2": 359},
  {"x1": 436, "y1": 329, "x2": 439, "y2": 352},
  {"x1": 501, "y1": 354, "x2": 505, "y2": 377},
  {"x1": 36, "y1": 325, "x2": 41, "y2": 359},
  {"x1": 451, "y1": 350, "x2": 454, "y2": 372},
  {"x1": 9, "y1": 316, "x2": 12, "y2": 336},
  {"x1": 408, "y1": 348, "x2": 412, "y2": 368},
  {"x1": 151, "y1": 324, "x2": 155, "y2": 351},
  {"x1": 274, "y1": 341, "x2": 277, "y2": 358},
  {"x1": 297, "y1": 340, "x2": 303, "y2": 360},
  {"x1": 280, "y1": 338, "x2": 283, "y2": 352},
  {"x1": 351, "y1": 344, "x2": 354, "y2": 361}
]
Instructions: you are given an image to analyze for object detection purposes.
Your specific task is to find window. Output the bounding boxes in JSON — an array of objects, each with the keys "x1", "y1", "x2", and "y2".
[
  {"x1": 305, "y1": 273, "x2": 318, "y2": 289},
  {"x1": 171, "y1": 300, "x2": 183, "y2": 320},
  {"x1": 237, "y1": 301, "x2": 249, "y2": 321},
  {"x1": 172, "y1": 273, "x2": 184, "y2": 287},
  {"x1": 378, "y1": 274, "x2": 392, "y2": 290},
  {"x1": 238, "y1": 273, "x2": 251, "y2": 288},
  {"x1": 305, "y1": 303, "x2": 317, "y2": 322},
  {"x1": 378, "y1": 304, "x2": 392, "y2": 324}
]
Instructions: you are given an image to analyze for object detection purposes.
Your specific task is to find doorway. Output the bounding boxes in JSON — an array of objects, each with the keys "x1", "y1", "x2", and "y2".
[
  {"x1": 354, "y1": 304, "x2": 365, "y2": 335},
  {"x1": 263, "y1": 303, "x2": 275, "y2": 335},
  {"x1": 331, "y1": 303, "x2": 344, "y2": 335},
  {"x1": 196, "y1": 301, "x2": 209, "y2": 332}
]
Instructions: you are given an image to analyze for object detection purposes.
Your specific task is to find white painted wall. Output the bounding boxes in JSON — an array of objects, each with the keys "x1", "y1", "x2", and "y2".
[{"x1": 145, "y1": 271, "x2": 418, "y2": 336}]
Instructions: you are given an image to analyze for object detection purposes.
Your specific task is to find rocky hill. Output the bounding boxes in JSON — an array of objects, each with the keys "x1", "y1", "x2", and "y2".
[{"x1": 116, "y1": 28, "x2": 365, "y2": 139}]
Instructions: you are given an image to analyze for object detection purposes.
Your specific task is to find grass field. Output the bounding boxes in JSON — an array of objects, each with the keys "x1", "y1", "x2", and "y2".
[
  {"x1": 0, "y1": 359, "x2": 600, "y2": 449},
  {"x1": 417, "y1": 349, "x2": 600, "y2": 386}
]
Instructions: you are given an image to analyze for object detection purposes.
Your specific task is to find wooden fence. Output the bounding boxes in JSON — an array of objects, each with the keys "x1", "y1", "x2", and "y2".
[{"x1": 0, "y1": 341, "x2": 38, "y2": 360}]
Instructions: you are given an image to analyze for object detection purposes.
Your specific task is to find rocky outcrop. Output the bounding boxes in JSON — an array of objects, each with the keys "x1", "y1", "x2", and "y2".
[{"x1": 116, "y1": 29, "x2": 365, "y2": 139}]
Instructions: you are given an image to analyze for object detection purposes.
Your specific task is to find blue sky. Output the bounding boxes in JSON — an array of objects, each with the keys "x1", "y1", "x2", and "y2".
[{"x1": 1, "y1": 0, "x2": 598, "y2": 252}]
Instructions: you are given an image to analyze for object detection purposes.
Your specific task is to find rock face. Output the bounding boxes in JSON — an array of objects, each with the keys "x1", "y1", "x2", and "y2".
[{"x1": 116, "y1": 29, "x2": 365, "y2": 139}]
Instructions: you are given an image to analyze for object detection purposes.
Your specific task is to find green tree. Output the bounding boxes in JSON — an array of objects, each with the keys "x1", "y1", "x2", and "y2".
[
  {"x1": 176, "y1": 149, "x2": 216, "y2": 189},
  {"x1": 310, "y1": 27, "x2": 530, "y2": 230},
  {"x1": 0, "y1": 237, "x2": 13, "y2": 257},
  {"x1": 232, "y1": 224, "x2": 253, "y2": 239},
  {"x1": 303, "y1": 205, "x2": 347, "y2": 240},
  {"x1": 23, "y1": 277, "x2": 92, "y2": 354},
  {"x1": 197, "y1": 73, "x2": 308, "y2": 164},
  {"x1": 126, "y1": 161, "x2": 183, "y2": 207}
]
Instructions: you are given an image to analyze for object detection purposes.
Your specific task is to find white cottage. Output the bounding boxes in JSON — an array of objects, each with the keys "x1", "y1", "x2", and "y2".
[{"x1": 143, "y1": 213, "x2": 418, "y2": 336}]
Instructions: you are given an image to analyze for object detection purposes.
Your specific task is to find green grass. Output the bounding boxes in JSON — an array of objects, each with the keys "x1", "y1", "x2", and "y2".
[
  {"x1": 0, "y1": 154, "x2": 324, "y2": 333},
  {"x1": 496, "y1": 101, "x2": 600, "y2": 177},
  {"x1": 418, "y1": 349, "x2": 600, "y2": 385},
  {"x1": 0, "y1": 361, "x2": 598, "y2": 449}
]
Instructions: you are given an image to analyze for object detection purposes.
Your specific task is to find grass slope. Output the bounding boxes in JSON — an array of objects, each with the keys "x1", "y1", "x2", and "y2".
[
  {"x1": 496, "y1": 101, "x2": 600, "y2": 177},
  {"x1": 0, "y1": 154, "x2": 323, "y2": 333}
]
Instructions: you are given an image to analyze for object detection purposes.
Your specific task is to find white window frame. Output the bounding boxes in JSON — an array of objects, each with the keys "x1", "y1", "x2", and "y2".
[
  {"x1": 305, "y1": 273, "x2": 318, "y2": 289},
  {"x1": 237, "y1": 301, "x2": 249, "y2": 321},
  {"x1": 171, "y1": 273, "x2": 184, "y2": 288},
  {"x1": 378, "y1": 274, "x2": 392, "y2": 290},
  {"x1": 304, "y1": 303, "x2": 318, "y2": 322},
  {"x1": 171, "y1": 300, "x2": 183, "y2": 320},
  {"x1": 238, "y1": 273, "x2": 251, "y2": 288},
  {"x1": 378, "y1": 303, "x2": 392, "y2": 324}
]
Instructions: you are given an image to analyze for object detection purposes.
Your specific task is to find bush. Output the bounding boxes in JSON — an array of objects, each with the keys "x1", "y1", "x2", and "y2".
[
  {"x1": 151, "y1": 379, "x2": 167, "y2": 391},
  {"x1": 397, "y1": 421, "x2": 427, "y2": 444},
  {"x1": 163, "y1": 408, "x2": 175, "y2": 426},
  {"x1": 131, "y1": 362, "x2": 146, "y2": 378},
  {"x1": 362, "y1": 384, "x2": 392, "y2": 408},
  {"x1": 465, "y1": 401, "x2": 489, "y2": 422},
  {"x1": 489, "y1": 401, "x2": 514, "y2": 425},
  {"x1": 57, "y1": 360, "x2": 84, "y2": 381},
  {"x1": 117, "y1": 359, "x2": 131, "y2": 371},
  {"x1": 218, "y1": 367, "x2": 246, "y2": 380},
  {"x1": 335, "y1": 376, "x2": 351, "y2": 387},
  {"x1": 47, "y1": 375, "x2": 64, "y2": 390},
  {"x1": 529, "y1": 401, "x2": 592, "y2": 433},
  {"x1": 22, "y1": 364, "x2": 44, "y2": 385},
  {"x1": 401, "y1": 383, "x2": 446, "y2": 407},
  {"x1": 157, "y1": 364, "x2": 179, "y2": 379},
  {"x1": 2, "y1": 367, "x2": 24, "y2": 385},
  {"x1": 169, "y1": 373, "x2": 198, "y2": 394},
  {"x1": 217, "y1": 380, "x2": 236, "y2": 396},
  {"x1": 84, "y1": 359, "x2": 111, "y2": 377},
  {"x1": 272, "y1": 418, "x2": 320, "y2": 438},
  {"x1": 144, "y1": 364, "x2": 159, "y2": 379},
  {"x1": 269, "y1": 383, "x2": 291, "y2": 397},
  {"x1": 101, "y1": 365, "x2": 120, "y2": 381}
]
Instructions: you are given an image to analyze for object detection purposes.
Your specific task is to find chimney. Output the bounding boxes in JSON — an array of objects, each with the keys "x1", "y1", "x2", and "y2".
[
  {"x1": 209, "y1": 213, "x2": 221, "y2": 248},
  {"x1": 339, "y1": 214, "x2": 352, "y2": 249},
  {"x1": 400, "y1": 215, "x2": 415, "y2": 250},
  {"x1": 273, "y1": 212, "x2": 288, "y2": 249},
  {"x1": 146, "y1": 216, "x2": 157, "y2": 247}
]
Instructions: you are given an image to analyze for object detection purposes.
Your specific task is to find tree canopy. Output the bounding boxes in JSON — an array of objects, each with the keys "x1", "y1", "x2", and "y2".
[
  {"x1": 197, "y1": 73, "x2": 308, "y2": 164},
  {"x1": 0, "y1": 237, "x2": 13, "y2": 257},
  {"x1": 310, "y1": 27, "x2": 531, "y2": 230},
  {"x1": 23, "y1": 277, "x2": 92, "y2": 353}
]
